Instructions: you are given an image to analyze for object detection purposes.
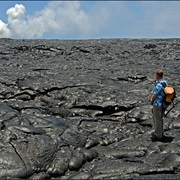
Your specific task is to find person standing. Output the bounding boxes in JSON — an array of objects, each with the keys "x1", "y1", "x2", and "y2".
[{"x1": 150, "y1": 69, "x2": 168, "y2": 141}]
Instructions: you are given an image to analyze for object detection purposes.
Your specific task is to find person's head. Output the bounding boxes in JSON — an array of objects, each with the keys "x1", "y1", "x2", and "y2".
[{"x1": 156, "y1": 69, "x2": 163, "y2": 80}]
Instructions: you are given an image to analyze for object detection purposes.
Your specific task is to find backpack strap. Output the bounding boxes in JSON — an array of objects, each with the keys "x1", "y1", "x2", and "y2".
[
  {"x1": 159, "y1": 81, "x2": 166, "y2": 88},
  {"x1": 158, "y1": 82, "x2": 166, "y2": 97}
]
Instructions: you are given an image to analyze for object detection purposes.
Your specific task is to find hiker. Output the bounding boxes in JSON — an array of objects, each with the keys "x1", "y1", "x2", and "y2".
[{"x1": 150, "y1": 69, "x2": 168, "y2": 141}]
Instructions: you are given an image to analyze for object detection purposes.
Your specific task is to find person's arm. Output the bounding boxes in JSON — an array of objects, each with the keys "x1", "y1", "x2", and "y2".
[{"x1": 150, "y1": 94, "x2": 157, "y2": 105}]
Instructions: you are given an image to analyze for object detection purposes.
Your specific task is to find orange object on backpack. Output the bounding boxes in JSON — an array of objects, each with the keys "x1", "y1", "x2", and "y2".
[{"x1": 164, "y1": 86, "x2": 176, "y2": 104}]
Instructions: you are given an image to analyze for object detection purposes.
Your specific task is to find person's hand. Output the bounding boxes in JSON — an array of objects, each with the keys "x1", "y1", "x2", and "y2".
[
  {"x1": 150, "y1": 94, "x2": 156, "y2": 105},
  {"x1": 150, "y1": 99, "x2": 153, "y2": 105}
]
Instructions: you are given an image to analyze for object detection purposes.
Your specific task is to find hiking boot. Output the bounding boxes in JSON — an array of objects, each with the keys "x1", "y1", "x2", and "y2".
[
  {"x1": 151, "y1": 133, "x2": 163, "y2": 142},
  {"x1": 151, "y1": 135, "x2": 162, "y2": 142}
]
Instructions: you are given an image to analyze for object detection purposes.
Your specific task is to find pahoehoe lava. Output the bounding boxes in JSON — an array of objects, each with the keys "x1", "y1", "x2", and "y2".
[{"x1": 0, "y1": 38, "x2": 180, "y2": 179}]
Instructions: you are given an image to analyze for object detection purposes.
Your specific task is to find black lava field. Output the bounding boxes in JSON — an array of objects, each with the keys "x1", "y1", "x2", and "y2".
[{"x1": 0, "y1": 38, "x2": 180, "y2": 179}]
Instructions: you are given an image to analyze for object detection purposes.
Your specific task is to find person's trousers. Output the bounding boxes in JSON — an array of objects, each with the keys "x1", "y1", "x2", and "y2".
[{"x1": 152, "y1": 106, "x2": 164, "y2": 139}]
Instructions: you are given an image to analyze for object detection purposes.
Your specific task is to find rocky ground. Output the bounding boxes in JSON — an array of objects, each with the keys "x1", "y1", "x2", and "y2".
[{"x1": 0, "y1": 38, "x2": 179, "y2": 179}]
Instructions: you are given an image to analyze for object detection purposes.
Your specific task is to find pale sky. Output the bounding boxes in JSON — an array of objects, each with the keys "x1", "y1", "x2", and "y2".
[{"x1": 0, "y1": 1, "x2": 180, "y2": 39}]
